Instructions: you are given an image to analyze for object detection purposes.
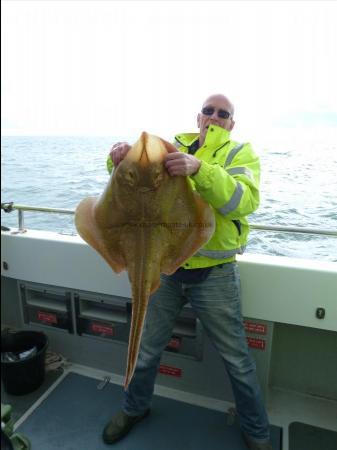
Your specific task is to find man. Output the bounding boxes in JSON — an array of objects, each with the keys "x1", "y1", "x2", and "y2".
[{"x1": 103, "y1": 94, "x2": 273, "y2": 450}]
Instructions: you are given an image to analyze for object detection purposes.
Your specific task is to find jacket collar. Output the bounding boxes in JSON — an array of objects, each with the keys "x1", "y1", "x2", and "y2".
[{"x1": 175, "y1": 125, "x2": 231, "y2": 150}]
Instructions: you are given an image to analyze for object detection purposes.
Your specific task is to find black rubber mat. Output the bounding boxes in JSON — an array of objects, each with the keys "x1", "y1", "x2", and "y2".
[
  {"x1": 289, "y1": 421, "x2": 337, "y2": 450},
  {"x1": 17, "y1": 372, "x2": 282, "y2": 449}
]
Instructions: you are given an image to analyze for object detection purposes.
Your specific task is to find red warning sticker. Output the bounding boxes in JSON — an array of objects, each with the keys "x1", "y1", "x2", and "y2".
[
  {"x1": 91, "y1": 323, "x2": 114, "y2": 336},
  {"x1": 37, "y1": 311, "x2": 58, "y2": 324},
  {"x1": 159, "y1": 365, "x2": 182, "y2": 378},
  {"x1": 247, "y1": 337, "x2": 266, "y2": 350},
  {"x1": 244, "y1": 321, "x2": 267, "y2": 335}
]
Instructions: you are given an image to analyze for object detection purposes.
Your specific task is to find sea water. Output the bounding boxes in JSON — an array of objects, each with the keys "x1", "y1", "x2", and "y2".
[{"x1": 1, "y1": 131, "x2": 337, "y2": 262}]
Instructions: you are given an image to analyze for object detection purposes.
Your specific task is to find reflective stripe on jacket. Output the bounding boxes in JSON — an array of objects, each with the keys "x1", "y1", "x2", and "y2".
[{"x1": 106, "y1": 124, "x2": 260, "y2": 269}]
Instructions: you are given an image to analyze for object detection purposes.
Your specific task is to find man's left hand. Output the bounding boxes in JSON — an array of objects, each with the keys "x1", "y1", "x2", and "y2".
[{"x1": 164, "y1": 152, "x2": 201, "y2": 176}]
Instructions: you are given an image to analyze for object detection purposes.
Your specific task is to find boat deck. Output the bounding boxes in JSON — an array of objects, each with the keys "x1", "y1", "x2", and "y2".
[
  {"x1": 5, "y1": 366, "x2": 282, "y2": 450},
  {"x1": 2, "y1": 362, "x2": 337, "y2": 450}
]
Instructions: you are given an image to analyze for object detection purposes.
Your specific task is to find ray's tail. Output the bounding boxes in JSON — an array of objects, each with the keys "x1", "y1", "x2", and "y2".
[{"x1": 124, "y1": 284, "x2": 151, "y2": 390}]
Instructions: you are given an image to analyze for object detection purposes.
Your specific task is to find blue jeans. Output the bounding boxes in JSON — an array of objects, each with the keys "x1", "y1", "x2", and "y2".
[{"x1": 123, "y1": 262, "x2": 270, "y2": 442}]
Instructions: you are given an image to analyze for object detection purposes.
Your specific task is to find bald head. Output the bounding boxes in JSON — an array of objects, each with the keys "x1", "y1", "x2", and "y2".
[
  {"x1": 202, "y1": 94, "x2": 235, "y2": 116},
  {"x1": 197, "y1": 94, "x2": 235, "y2": 145}
]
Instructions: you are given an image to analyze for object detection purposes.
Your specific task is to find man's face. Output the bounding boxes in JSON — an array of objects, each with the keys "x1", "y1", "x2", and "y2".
[{"x1": 197, "y1": 95, "x2": 235, "y2": 143}]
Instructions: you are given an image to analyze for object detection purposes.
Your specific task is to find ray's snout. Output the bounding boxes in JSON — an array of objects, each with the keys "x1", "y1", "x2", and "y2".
[{"x1": 125, "y1": 132, "x2": 167, "y2": 165}]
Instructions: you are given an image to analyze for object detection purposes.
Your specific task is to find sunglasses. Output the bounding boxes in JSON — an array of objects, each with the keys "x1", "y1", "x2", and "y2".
[{"x1": 201, "y1": 106, "x2": 231, "y2": 119}]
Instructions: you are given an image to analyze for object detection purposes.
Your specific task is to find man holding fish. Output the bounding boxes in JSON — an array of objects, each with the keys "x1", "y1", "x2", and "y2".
[{"x1": 101, "y1": 94, "x2": 273, "y2": 449}]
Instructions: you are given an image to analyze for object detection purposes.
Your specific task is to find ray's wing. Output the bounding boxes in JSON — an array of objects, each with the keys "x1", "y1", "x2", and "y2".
[
  {"x1": 75, "y1": 196, "x2": 127, "y2": 274},
  {"x1": 160, "y1": 189, "x2": 215, "y2": 274},
  {"x1": 159, "y1": 139, "x2": 215, "y2": 274}
]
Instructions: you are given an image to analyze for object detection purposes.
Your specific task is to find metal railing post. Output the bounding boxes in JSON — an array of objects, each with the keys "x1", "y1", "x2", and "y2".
[{"x1": 18, "y1": 210, "x2": 25, "y2": 233}]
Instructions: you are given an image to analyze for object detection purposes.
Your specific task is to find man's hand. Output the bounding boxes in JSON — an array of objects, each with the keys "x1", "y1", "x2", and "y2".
[
  {"x1": 109, "y1": 142, "x2": 131, "y2": 167},
  {"x1": 164, "y1": 150, "x2": 201, "y2": 177}
]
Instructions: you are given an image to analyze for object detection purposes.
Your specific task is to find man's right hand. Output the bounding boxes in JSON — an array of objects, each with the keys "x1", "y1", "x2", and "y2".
[{"x1": 109, "y1": 142, "x2": 131, "y2": 167}]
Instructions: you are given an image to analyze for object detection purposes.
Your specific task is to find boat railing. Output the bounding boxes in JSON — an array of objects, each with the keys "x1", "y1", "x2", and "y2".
[{"x1": 1, "y1": 202, "x2": 337, "y2": 237}]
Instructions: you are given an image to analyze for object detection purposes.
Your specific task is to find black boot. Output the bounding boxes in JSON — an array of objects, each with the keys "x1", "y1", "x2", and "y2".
[
  {"x1": 242, "y1": 432, "x2": 274, "y2": 450},
  {"x1": 102, "y1": 409, "x2": 150, "y2": 444}
]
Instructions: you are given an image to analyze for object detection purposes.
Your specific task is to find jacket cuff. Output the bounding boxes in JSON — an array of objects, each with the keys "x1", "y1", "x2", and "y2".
[{"x1": 191, "y1": 161, "x2": 213, "y2": 189}]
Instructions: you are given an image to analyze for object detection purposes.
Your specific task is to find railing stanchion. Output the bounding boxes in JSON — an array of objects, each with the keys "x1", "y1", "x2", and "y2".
[{"x1": 18, "y1": 210, "x2": 25, "y2": 232}]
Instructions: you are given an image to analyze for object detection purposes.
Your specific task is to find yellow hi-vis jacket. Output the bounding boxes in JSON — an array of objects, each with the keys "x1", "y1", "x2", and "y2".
[{"x1": 106, "y1": 124, "x2": 260, "y2": 269}]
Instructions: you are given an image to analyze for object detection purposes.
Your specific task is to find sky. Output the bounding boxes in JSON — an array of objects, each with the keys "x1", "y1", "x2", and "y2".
[{"x1": 1, "y1": 0, "x2": 337, "y2": 140}]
